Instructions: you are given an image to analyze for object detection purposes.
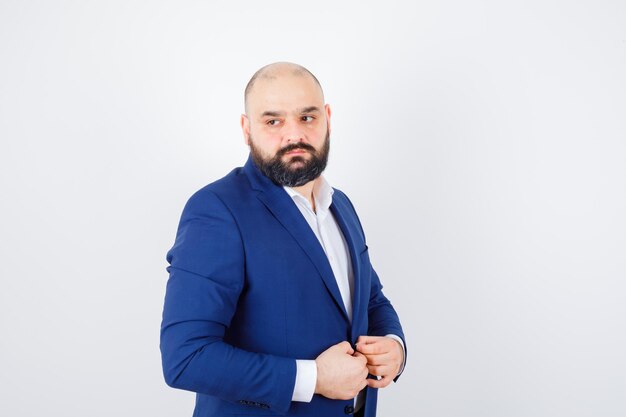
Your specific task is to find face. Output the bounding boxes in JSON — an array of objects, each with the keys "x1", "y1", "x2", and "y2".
[{"x1": 241, "y1": 72, "x2": 332, "y2": 187}]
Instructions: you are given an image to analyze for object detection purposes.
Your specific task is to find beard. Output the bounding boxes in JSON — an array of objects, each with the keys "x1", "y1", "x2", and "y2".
[{"x1": 249, "y1": 129, "x2": 330, "y2": 187}]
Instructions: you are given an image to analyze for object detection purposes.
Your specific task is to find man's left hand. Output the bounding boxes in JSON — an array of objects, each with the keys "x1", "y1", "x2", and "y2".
[{"x1": 354, "y1": 336, "x2": 403, "y2": 389}]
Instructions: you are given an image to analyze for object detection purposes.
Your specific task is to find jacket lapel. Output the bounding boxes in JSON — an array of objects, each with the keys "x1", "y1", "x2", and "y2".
[
  {"x1": 329, "y1": 196, "x2": 364, "y2": 339},
  {"x1": 243, "y1": 155, "x2": 350, "y2": 323}
]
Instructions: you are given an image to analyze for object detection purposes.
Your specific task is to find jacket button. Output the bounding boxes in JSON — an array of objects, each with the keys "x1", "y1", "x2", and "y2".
[{"x1": 344, "y1": 405, "x2": 354, "y2": 414}]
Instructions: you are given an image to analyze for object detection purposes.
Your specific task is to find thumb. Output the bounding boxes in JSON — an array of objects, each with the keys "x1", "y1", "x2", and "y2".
[{"x1": 337, "y1": 341, "x2": 355, "y2": 355}]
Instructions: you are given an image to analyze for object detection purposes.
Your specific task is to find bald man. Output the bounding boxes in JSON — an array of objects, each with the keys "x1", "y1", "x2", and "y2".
[{"x1": 160, "y1": 62, "x2": 406, "y2": 417}]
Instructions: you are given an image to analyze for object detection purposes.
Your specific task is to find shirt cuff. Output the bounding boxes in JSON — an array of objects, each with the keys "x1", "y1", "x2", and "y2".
[
  {"x1": 385, "y1": 333, "x2": 406, "y2": 376},
  {"x1": 291, "y1": 359, "x2": 317, "y2": 402}
]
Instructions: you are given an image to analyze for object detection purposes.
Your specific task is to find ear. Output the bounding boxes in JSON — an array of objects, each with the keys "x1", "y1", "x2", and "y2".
[
  {"x1": 324, "y1": 103, "x2": 332, "y2": 135},
  {"x1": 240, "y1": 113, "x2": 250, "y2": 146}
]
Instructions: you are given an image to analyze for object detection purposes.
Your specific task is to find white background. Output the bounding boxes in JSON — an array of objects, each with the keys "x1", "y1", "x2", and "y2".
[{"x1": 1, "y1": 1, "x2": 625, "y2": 416}]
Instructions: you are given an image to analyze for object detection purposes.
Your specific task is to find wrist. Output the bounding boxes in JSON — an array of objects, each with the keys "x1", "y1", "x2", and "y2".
[{"x1": 313, "y1": 359, "x2": 320, "y2": 394}]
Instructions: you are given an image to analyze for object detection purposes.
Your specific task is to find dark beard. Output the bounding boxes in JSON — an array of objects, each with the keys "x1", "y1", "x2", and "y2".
[{"x1": 249, "y1": 130, "x2": 330, "y2": 187}]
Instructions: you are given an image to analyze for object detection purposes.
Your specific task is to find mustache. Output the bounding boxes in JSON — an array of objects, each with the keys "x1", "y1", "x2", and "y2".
[{"x1": 277, "y1": 142, "x2": 316, "y2": 157}]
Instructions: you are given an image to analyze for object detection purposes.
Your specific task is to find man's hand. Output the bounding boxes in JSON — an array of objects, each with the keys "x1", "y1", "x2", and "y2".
[
  {"x1": 355, "y1": 336, "x2": 403, "y2": 389},
  {"x1": 314, "y1": 341, "x2": 369, "y2": 400}
]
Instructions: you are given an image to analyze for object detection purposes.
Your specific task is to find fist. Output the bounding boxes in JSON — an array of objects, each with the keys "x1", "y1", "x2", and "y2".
[{"x1": 315, "y1": 341, "x2": 369, "y2": 399}]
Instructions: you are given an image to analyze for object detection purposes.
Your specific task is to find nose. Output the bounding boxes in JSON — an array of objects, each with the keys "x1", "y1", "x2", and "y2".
[{"x1": 283, "y1": 120, "x2": 305, "y2": 144}]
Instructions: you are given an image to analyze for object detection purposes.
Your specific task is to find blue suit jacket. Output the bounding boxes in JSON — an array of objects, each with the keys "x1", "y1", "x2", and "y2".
[{"x1": 160, "y1": 155, "x2": 406, "y2": 417}]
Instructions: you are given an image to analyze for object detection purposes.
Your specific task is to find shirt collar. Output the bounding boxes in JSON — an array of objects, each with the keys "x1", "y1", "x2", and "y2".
[{"x1": 283, "y1": 175, "x2": 334, "y2": 213}]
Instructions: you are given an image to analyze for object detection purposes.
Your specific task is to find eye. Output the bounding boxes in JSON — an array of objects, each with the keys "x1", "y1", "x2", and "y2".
[
  {"x1": 267, "y1": 119, "x2": 281, "y2": 126},
  {"x1": 301, "y1": 116, "x2": 314, "y2": 122}
]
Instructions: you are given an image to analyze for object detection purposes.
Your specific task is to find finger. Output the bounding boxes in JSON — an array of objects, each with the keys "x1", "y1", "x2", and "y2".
[
  {"x1": 359, "y1": 377, "x2": 368, "y2": 390},
  {"x1": 356, "y1": 335, "x2": 384, "y2": 345},
  {"x1": 352, "y1": 351, "x2": 368, "y2": 364},
  {"x1": 338, "y1": 341, "x2": 354, "y2": 355},
  {"x1": 359, "y1": 337, "x2": 400, "y2": 355},
  {"x1": 371, "y1": 350, "x2": 403, "y2": 366},
  {"x1": 362, "y1": 352, "x2": 391, "y2": 366},
  {"x1": 367, "y1": 376, "x2": 392, "y2": 389},
  {"x1": 356, "y1": 341, "x2": 388, "y2": 355},
  {"x1": 366, "y1": 363, "x2": 394, "y2": 376}
]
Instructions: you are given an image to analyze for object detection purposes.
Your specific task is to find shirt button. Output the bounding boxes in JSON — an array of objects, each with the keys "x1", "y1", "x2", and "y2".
[{"x1": 344, "y1": 405, "x2": 354, "y2": 414}]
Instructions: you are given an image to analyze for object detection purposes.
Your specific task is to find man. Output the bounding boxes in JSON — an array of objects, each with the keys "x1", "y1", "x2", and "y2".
[{"x1": 160, "y1": 62, "x2": 406, "y2": 417}]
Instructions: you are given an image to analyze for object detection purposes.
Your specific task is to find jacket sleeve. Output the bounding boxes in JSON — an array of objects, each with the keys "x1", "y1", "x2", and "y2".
[
  {"x1": 366, "y1": 263, "x2": 407, "y2": 383},
  {"x1": 160, "y1": 189, "x2": 296, "y2": 413}
]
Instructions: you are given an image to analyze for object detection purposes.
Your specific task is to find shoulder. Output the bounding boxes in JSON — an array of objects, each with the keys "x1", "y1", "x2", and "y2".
[{"x1": 182, "y1": 166, "x2": 253, "y2": 216}]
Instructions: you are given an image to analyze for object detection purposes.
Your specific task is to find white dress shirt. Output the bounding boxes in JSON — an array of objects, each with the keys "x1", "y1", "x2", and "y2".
[{"x1": 283, "y1": 175, "x2": 405, "y2": 407}]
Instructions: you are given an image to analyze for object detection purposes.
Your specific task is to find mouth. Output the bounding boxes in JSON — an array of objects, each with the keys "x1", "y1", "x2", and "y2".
[
  {"x1": 283, "y1": 148, "x2": 310, "y2": 156},
  {"x1": 284, "y1": 149, "x2": 309, "y2": 156}
]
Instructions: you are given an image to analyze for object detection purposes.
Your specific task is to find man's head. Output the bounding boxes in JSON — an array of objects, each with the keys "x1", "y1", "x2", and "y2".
[{"x1": 240, "y1": 62, "x2": 331, "y2": 187}]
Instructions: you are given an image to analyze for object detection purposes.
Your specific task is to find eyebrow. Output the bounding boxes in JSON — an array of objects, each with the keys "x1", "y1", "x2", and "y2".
[
  {"x1": 299, "y1": 106, "x2": 321, "y2": 114},
  {"x1": 260, "y1": 106, "x2": 321, "y2": 118},
  {"x1": 261, "y1": 110, "x2": 283, "y2": 118}
]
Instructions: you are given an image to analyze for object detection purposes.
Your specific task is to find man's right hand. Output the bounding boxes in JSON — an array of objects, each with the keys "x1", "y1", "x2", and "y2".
[{"x1": 314, "y1": 341, "x2": 369, "y2": 400}]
